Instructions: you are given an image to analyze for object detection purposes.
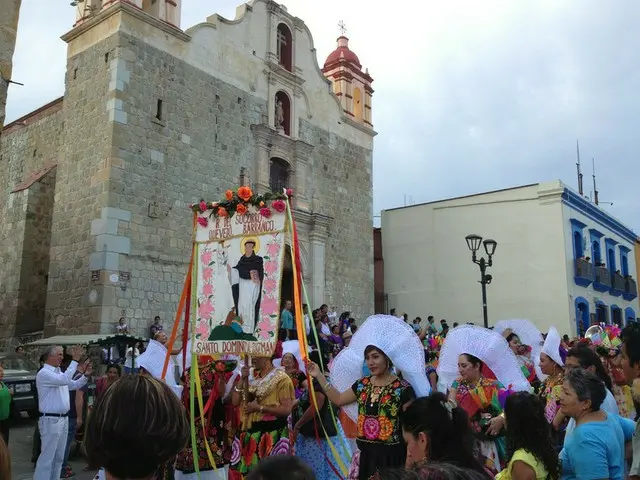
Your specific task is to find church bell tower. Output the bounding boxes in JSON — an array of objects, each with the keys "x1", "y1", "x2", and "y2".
[{"x1": 322, "y1": 22, "x2": 374, "y2": 128}]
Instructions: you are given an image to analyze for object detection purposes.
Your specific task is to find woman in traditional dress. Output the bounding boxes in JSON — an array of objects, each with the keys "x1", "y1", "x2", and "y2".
[
  {"x1": 329, "y1": 325, "x2": 345, "y2": 358},
  {"x1": 597, "y1": 343, "x2": 637, "y2": 419},
  {"x1": 229, "y1": 355, "x2": 294, "y2": 478},
  {"x1": 436, "y1": 325, "x2": 531, "y2": 476},
  {"x1": 174, "y1": 357, "x2": 237, "y2": 480},
  {"x1": 308, "y1": 315, "x2": 430, "y2": 480},
  {"x1": 309, "y1": 345, "x2": 415, "y2": 480},
  {"x1": 494, "y1": 319, "x2": 544, "y2": 390},
  {"x1": 281, "y1": 352, "x2": 305, "y2": 399},
  {"x1": 537, "y1": 327, "x2": 566, "y2": 449},
  {"x1": 293, "y1": 350, "x2": 352, "y2": 480},
  {"x1": 425, "y1": 350, "x2": 439, "y2": 393}
]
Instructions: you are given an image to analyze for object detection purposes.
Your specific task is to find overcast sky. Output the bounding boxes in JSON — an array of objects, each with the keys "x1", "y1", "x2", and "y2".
[{"x1": 6, "y1": 1, "x2": 640, "y2": 230}]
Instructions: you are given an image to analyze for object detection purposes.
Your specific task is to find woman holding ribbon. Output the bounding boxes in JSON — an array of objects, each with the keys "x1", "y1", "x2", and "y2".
[
  {"x1": 174, "y1": 356, "x2": 237, "y2": 480},
  {"x1": 229, "y1": 355, "x2": 295, "y2": 478},
  {"x1": 437, "y1": 325, "x2": 531, "y2": 475},
  {"x1": 308, "y1": 314, "x2": 430, "y2": 480}
]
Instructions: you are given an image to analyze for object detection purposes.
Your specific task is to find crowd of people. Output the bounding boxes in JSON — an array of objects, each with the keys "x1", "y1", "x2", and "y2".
[{"x1": 6, "y1": 310, "x2": 640, "y2": 480}]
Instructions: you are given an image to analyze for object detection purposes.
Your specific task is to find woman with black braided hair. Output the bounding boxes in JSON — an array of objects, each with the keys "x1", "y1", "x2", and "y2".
[{"x1": 496, "y1": 392, "x2": 559, "y2": 479}]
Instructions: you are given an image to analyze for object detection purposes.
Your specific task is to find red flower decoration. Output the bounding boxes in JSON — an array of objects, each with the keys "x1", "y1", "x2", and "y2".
[
  {"x1": 259, "y1": 207, "x2": 272, "y2": 218},
  {"x1": 199, "y1": 200, "x2": 207, "y2": 212},
  {"x1": 286, "y1": 188, "x2": 294, "y2": 196},
  {"x1": 197, "y1": 216, "x2": 208, "y2": 228},
  {"x1": 243, "y1": 435, "x2": 257, "y2": 466},
  {"x1": 271, "y1": 200, "x2": 286, "y2": 213}
]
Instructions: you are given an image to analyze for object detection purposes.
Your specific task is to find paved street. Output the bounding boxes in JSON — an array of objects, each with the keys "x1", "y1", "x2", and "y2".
[{"x1": 9, "y1": 413, "x2": 97, "y2": 480}]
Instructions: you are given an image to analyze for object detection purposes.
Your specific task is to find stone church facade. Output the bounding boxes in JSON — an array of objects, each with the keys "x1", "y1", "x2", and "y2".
[{"x1": 0, "y1": 0, "x2": 375, "y2": 340}]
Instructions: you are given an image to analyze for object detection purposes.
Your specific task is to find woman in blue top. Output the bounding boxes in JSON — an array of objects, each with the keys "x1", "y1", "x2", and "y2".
[{"x1": 559, "y1": 368, "x2": 634, "y2": 480}]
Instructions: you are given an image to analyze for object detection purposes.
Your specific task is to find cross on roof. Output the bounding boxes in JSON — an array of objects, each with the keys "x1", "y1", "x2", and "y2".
[{"x1": 338, "y1": 21, "x2": 347, "y2": 36}]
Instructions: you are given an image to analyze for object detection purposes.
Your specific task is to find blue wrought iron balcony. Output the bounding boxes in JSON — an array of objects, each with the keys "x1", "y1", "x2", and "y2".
[
  {"x1": 624, "y1": 277, "x2": 638, "y2": 301},
  {"x1": 593, "y1": 266, "x2": 611, "y2": 292},
  {"x1": 574, "y1": 258, "x2": 593, "y2": 287},
  {"x1": 610, "y1": 272, "x2": 625, "y2": 297}
]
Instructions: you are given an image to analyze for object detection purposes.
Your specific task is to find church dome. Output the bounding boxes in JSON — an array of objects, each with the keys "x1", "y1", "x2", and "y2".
[{"x1": 323, "y1": 36, "x2": 362, "y2": 69}]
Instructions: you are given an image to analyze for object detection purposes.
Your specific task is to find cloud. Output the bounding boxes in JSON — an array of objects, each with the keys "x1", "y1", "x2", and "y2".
[{"x1": 6, "y1": 0, "x2": 640, "y2": 230}]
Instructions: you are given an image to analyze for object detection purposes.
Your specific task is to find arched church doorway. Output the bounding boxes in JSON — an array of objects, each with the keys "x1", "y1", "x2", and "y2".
[
  {"x1": 281, "y1": 245, "x2": 294, "y2": 306},
  {"x1": 280, "y1": 245, "x2": 296, "y2": 339}
]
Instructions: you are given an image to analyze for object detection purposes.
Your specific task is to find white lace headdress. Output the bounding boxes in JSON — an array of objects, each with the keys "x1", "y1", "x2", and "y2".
[
  {"x1": 137, "y1": 339, "x2": 183, "y2": 398},
  {"x1": 436, "y1": 325, "x2": 532, "y2": 394},
  {"x1": 330, "y1": 314, "x2": 430, "y2": 422},
  {"x1": 494, "y1": 319, "x2": 545, "y2": 381},
  {"x1": 273, "y1": 340, "x2": 306, "y2": 374},
  {"x1": 542, "y1": 326, "x2": 565, "y2": 367}
]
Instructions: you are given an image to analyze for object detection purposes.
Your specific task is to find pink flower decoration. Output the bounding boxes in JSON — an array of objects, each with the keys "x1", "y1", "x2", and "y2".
[
  {"x1": 202, "y1": 283, "x2": 214, "y2": 297},
  {"x1": 286, "y1": 189, "x2": 294, "y2": 197},
  {"x1": 202, "y1": 268, "x2": 213, "y2": 282},
  {"x1": 270, "y1": 437, "x2": 291, "y2": 456},
  {"x1": 261, "y1": 296, "x2": 279, "y2": 315},
  {"x1": 262, "y1": 277, "x2": 277, "y2": 294},
  {"x1": 196, "y1": 321, "x2": 209, "y2": 337},
  {"x1": 259, "y1": 207, "x2": 272, "y2": 218},
  {"x1": 258, "y1": 327, "x2": 271, "y2": 340},
  {"x1": 271, "y1": 200, "x2": 286, "y2": 213},
  {"x1": 266, "y1": 242, "x2": 281, "y2": 258},
  {"x1": 363, "y1": 417, "x2": 381, "y2": 440},
  {"x1": 198, "y1": 300, "x2": 214, "y2": 320},
  {"x1": 257, "y1": 317, "x2": 273, "y2": 339},
  {"x1": 264, "y1": 261, "x2": 279, "y2": 277},
  {"x1": 200, "y1": 250, "x2": 213, "y2": 265},
  {"x1": 197, "y1": 216, "x2": 208, "y2": 228},
  {"x1": 230, "y1": 437, "x2": 241, "y2": 465},
  {"x1": 199, "y1": 200, "x2": 207, "y2": 212}
]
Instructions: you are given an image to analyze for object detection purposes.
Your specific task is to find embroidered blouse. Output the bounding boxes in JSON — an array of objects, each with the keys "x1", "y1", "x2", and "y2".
[
  {"x1": 538, "y1": 372, "x2": 563, "y2": 424},
  {"x1": 351, "y1": 376, "x2": 415, "y2": 445},
  {"x1": 242, "y1": 368, "x2": 294, "y2": 430}
]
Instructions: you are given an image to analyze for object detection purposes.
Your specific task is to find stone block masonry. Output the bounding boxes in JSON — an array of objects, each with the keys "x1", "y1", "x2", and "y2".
[
  {"x1": 105, "y1": 32, "x2": 267, "y2": 335},
  {"x1": 0, "y1": 99, "x2": 63, "y2": 340},
  {"x1": 45, "y1": 34, "x2": 122, "y2": 336},
  {"x1": 299, "y1": 120, "x2": 374, "y2": 318},
  {"x1": 2, "y1": 4, "x2": 375, "y2": 339}
]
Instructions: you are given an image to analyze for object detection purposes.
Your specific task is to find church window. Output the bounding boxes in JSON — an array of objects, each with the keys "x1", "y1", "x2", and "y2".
[
  {"x1": 269, "y1": 158, "x2": 290, "y2": 193},
  {"x1": 353, "y1": 88, "x2": 363, "y2": 121},
  {"x1": 155, "y1": 99, "x2": 163, "y2": 121},
  {"x1": 276, "y1": 23, "x2": 293, "y2": 72},
  {"x1": 274, "y1": 91, "x2": 291, "y2": 136}
]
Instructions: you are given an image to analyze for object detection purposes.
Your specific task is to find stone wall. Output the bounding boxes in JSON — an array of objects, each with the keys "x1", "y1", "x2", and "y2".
[
  {"x1": 17, "y1": 170, "x2": 56, "y2": 335},
  {"x1": 93, "y1": 32, "x2": 267, "y2": 336},
  {"x1": 0, "y1": 101, "x2": 63, "y2": 339},
  {"x1": 45, "y1": 35, "x2": 120, "y2": 336},
  {"x1": 298, "y1": 119, "x2": 374, "y2": 318}
]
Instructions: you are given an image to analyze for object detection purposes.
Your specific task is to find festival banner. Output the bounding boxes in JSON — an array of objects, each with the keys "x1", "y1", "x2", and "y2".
[{"x1": 190, "y1": 187, "x2": 288, "y2": 357}]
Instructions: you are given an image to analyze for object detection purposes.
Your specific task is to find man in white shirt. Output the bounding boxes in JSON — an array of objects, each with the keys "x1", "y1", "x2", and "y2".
[{"x1": 34, "y1": 345, "x2": 91, "y2": 480}]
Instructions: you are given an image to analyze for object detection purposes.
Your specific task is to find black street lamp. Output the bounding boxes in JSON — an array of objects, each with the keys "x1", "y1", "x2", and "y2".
[{"x1": 465, "y1": 234, "x2": 498, "y2": 328}]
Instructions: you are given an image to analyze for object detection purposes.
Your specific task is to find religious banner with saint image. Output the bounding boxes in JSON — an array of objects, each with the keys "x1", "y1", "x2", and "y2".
[{"x1": 190, "y1": 187, "x2": 289, "y2": 357}]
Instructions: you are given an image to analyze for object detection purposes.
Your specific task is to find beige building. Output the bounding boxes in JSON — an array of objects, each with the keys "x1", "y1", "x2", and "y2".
[
  {"x1": 381, "y1": 181, "x2": 639, "y2": 336},
  {"x1": 0, "y1": 0, "x2": 376, "y2": 342}
]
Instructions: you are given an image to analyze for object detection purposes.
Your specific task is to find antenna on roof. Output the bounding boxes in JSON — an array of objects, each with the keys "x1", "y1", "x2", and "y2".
[
  {"x1": 576, "y1": 140, "x2": 583, "y2": 195},
  {"x1": 592, "y1": 158, "x2": 599, "y2": 206}
]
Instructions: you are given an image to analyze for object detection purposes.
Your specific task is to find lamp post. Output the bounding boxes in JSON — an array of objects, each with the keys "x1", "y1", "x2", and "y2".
[{"x1": 465, "y1": 234, "x2": 498, "y2": 329}]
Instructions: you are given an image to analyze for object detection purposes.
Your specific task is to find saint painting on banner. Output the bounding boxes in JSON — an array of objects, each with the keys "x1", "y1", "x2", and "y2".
[
  {"x1": 228, "y1": 237, "x2": 264, "y2": 335},
  {"x1": 190, "y1": 189, "x2": 289, "y2": 358}
]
